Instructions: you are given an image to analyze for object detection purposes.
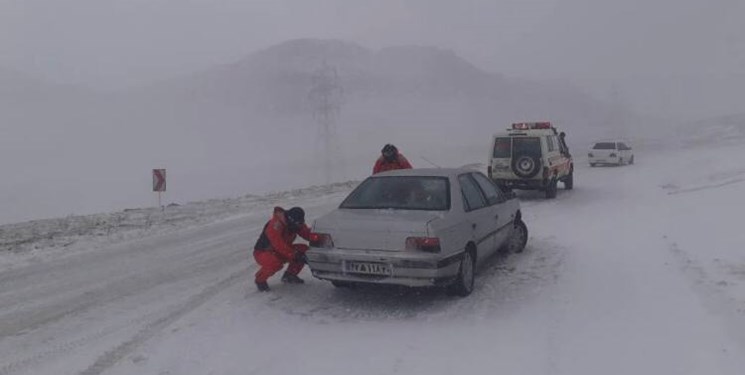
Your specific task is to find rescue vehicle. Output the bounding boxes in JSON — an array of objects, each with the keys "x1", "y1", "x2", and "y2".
[{"x1": 487, "y1": 122, "x2": 574, "y2": 199}]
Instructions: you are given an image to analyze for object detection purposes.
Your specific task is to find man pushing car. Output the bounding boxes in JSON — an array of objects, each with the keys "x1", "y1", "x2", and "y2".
[{"x1": 253, "y1": 206, "x2": 312, "y2": 292}]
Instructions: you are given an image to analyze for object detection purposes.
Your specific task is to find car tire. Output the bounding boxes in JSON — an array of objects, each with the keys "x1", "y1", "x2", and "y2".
[
  {"x1": 507, "y1": 219, "x2": 528, "y2": 253},
  {"x1": 512, "y1": 154, "x2": 541, "y2": 179},
  {"x1": 563, "y1": 171, "x2": 574, "y2": 190},
  {"x1": 545, "y1": 178, "x2": 558, "y2": 199},
  {"x1": 448, "y1": 249, "x2": 475, "y2": 297}
]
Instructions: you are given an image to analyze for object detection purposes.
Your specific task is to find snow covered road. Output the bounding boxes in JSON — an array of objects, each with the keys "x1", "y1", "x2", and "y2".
[{"x1": 1, "y1": 145, "x2": 744, "y2": 375}]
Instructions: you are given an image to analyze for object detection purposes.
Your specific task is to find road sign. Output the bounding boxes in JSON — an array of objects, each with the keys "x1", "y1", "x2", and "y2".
[{"x1": 153, "y1": 169, "x2": 166, "y2": 192}]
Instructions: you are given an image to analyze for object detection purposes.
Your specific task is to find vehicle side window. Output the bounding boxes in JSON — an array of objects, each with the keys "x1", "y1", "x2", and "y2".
[
  {"x1": 458, "y1": 175, "x2": 487, "y2": 212},
  {"x1": 471, "y1": 173, "x2": 503, "y2": 206},
  {"x1": 618, "y1": 143, "x2": 629, "y2": 150},
  {"x1": 546, "y1": 136, "x2": 555, "y2": 152}
]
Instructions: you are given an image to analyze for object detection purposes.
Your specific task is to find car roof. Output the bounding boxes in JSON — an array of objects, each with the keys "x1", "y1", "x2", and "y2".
[{"x1": 373, "y1": 168, "x2": 477, "y2": 179}]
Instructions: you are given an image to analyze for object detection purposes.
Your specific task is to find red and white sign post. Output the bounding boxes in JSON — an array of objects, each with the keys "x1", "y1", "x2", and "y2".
[{"x1": 153, "y1": 169, "x2": 166, "y2": 209}]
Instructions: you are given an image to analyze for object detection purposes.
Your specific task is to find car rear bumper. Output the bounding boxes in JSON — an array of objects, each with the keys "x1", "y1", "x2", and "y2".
[
  {"x1": 306, "y1": 248, "x2": 463, "y2": 287},
  {"x1": 589, "y1": 157, "x2": 620, "y2": 164},
  {"x1": 493, "y1": 178, "x2": 547, "y2": 190}
]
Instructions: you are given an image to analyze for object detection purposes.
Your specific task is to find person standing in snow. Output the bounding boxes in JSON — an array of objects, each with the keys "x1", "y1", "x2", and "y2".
[
  {"x1": 253, "y1": 207, "x2": 312, "y2": 292},
  {"x1": 373, "y1": 144, "x2": 413, "y2": 174}
]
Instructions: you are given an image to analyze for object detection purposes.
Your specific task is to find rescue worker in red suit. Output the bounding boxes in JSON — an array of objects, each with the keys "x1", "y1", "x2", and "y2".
[
  {"x1": 373, "y1": 144, "x2": 413, "y2": 175},
  {"x1": 253, "y1": 207, "x2": 311, "y2": 291}
]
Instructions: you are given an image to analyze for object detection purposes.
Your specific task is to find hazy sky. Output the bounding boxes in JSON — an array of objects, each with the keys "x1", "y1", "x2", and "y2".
[{"x1": 2, "y1": 0, "x2": 744, "y2": 118}]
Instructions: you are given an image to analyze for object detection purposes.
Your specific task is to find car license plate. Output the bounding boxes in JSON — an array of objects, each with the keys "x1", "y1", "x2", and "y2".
[{"x1": 344, "y1": 261, "x2": 392, "y2": 276}]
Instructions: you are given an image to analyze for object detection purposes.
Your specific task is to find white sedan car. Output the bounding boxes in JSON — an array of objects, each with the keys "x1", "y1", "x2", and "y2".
[
  {"x1": 588, "y1": 140, "x2": 635, "y2": 166},
  {"x1": 306, "y1": 168, "x2": 528, "y2": 296}
]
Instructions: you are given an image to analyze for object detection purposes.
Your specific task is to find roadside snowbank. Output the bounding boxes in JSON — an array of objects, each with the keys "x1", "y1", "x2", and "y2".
[{"x1": 0, "y1": 181, "x2": 357, "y2": 269}]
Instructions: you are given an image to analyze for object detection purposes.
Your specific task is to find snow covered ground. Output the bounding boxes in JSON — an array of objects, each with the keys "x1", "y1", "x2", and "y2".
[{"x1": 1, "y1": 142, "x2": 744, "y2": 375}]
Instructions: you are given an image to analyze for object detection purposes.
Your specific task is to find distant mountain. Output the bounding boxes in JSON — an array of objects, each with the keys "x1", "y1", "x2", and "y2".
[{"x1": 134, "y1": 38, "x2": 634, "y2": 139}]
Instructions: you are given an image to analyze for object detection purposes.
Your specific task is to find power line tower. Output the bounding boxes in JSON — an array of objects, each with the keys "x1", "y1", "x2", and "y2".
[{"x1": 308, "y1": 61, "x2": 344, "y2": 184}]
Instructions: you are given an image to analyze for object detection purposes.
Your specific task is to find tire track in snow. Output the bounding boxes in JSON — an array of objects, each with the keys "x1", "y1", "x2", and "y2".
[
  {"x1": 78, "y1": 266, "x2": 253, "y2": 375},
  {"x1": 0, "y1": 237, "x2": 247, "y2": 339},
  {"x1": 665, "y1": 177, "x2": 745, "y2": 195},
  {"x1": 0, "y1": 312, "x2": 156, "y2": 375},
  {"x1": 0, "y1": 251, "x2": 254, "y2": 375},
  {"x1": 0, "y1": 223, "x2": 262, "y2": 375},
  {"x1": 666, "y1": 239, "x2": 745, "y2": 348}
]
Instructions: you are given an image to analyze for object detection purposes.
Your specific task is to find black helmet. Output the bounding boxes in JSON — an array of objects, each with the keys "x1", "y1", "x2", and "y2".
[
  {"x1": 381, "y1": 144, "x2": 398, "y2": 161},
  {"x1": 285, "y1": 207, "x2": 305, "y2": 229}
]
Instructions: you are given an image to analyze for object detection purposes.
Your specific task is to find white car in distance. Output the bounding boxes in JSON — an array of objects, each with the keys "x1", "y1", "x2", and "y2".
[{"x1": 588, "y1": 141, "x2": 635, "y2": 166}]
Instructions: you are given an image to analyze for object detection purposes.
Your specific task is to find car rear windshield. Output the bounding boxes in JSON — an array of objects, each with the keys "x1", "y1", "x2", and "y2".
[
  {"x1": 513, "y1": 137, "x2": 541, "y2": 156},
  {"x1": 340, "y1": 176, "x2": 450, "y2": 211},
  {"x1": 593, "y1": 142, "x2": 616, "y2": 150}
]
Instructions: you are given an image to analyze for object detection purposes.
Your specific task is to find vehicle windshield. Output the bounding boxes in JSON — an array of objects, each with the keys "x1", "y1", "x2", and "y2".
[
  {"x1": 593, "y1": 142, "x2": 617, "y2": 150},
  {"x1": 340, "y1": 176, "x2": 450, "y2": 211},
  {"x1": 512, "y1": 137, "x2": 541, "y2": 156},
  {"x1": 493, "y1": 137, "x2": 511, "y2": 158}
]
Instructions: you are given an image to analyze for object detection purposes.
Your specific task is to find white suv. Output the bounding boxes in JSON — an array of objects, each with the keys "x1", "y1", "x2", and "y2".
[
  {"x1": 588, "y1": 141, "x2": 634, "y2": 166},
  {"x1": 487, "y1": 122, "x2": 574, "y2": 199}
]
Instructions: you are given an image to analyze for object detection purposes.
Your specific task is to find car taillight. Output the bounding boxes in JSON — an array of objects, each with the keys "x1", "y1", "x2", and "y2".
[
  {"x1": 610, "y1": 153, "x2": 617, "y2": 158},
  {"x1": 588, "y1": 152, "x2": 594, "y2": 157},
  {"x1": 309, "y1": 233, "x2": 334, "y2": 248},
  {"x1": 405, "y1": 237, "x2": 441, "y2": 253}
]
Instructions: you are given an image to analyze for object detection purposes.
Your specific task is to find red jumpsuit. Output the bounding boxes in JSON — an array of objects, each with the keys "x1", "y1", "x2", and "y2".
[
  {"x1": 253, "y1": 207, "x2": 312, "y2": 283},
  {"x1": 373, "y1": 153, "x2": 413, "y2": 174}
]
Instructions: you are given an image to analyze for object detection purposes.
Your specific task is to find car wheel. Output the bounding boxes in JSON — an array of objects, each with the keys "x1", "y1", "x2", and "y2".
[
  {"x1": 545, "y1": 178, "x2": 558, "y2": 199},
  {"x1": 448, "y1": 249, "x2": 475, "y2": 297},
  {"x1": 511, "y1": 154, "x2": 541, "y2": 179},
  {"x1": 563, "y1": 171, "x2": 574, "y2": 190},
  {"x1": 507, "y1": 219, "x2": 528, "y2": 253}
]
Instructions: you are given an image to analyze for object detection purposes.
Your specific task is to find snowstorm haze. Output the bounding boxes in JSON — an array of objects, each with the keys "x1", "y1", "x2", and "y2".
[{"x1": 1, "y1": 0, "x2": 743, "y2": 224}]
